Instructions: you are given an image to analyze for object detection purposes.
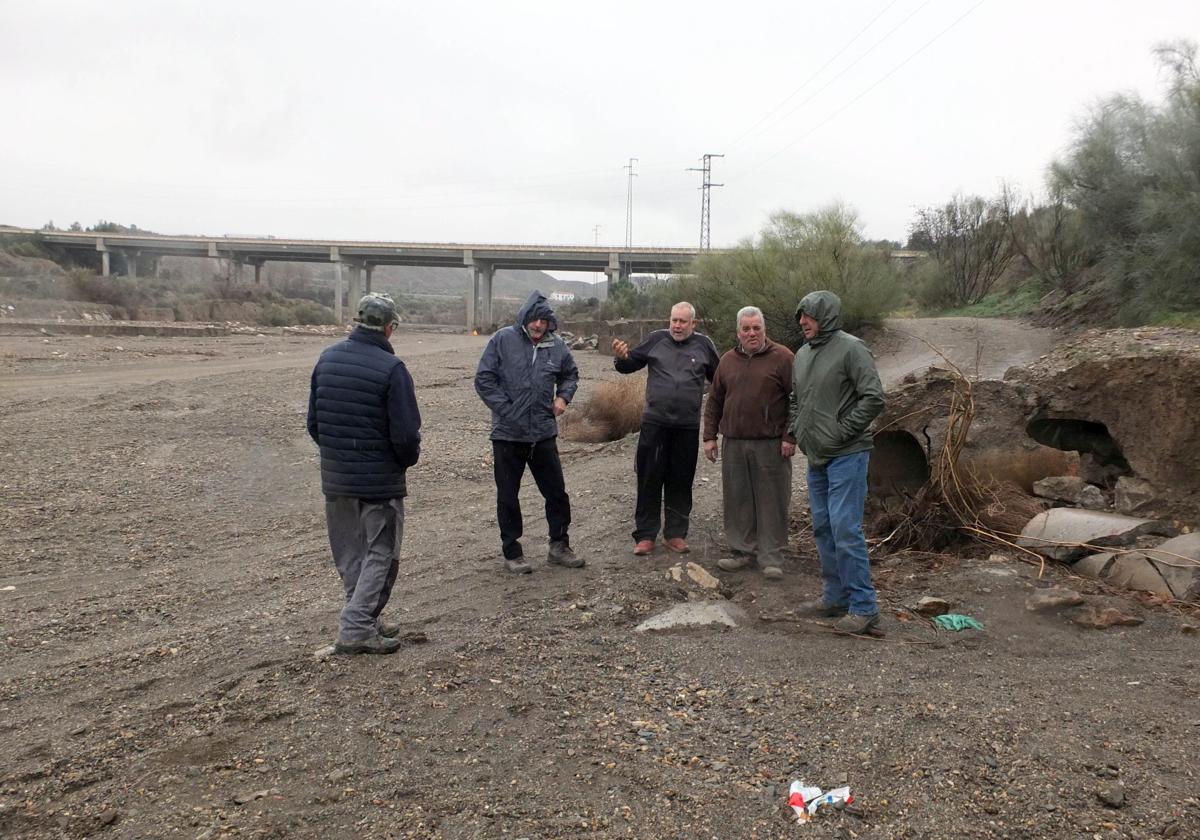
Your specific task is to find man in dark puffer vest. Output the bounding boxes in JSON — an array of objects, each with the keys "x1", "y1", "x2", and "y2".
[{"x1": 307, "y1": 293, "x2": 422, "y2": 655}]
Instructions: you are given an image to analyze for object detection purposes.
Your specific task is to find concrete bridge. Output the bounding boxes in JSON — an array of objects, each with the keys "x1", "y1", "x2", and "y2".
[{"x1": 15, "y1": 228, "x2": 703, "y2": 328}]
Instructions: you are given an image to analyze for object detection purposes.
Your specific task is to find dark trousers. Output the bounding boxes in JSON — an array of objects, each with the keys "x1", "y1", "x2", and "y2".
[
  {"x1": 633, "y1": 422, "x2": 699, "y2": 542},
  {"x1": 492, "y1": 438, "x2": 571, "y2": 560}
]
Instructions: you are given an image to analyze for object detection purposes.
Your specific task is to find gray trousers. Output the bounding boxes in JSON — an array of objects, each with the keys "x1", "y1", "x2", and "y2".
[
  {"x1": 721, "y1": 438, "x2": 792, "y2": 567},
  {"x1": 325, "y1": 496, "x2": 404, "y2": 642}
]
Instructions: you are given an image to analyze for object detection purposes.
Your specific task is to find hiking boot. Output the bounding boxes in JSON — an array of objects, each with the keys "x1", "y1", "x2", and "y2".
[
  {"x1": 377, "y1": 620, "x2": 401, "y2": 638},
  {"x1": 663, "y1": 537, "x2": 690, "y2": 554},
  {"x1": 797, "y1": 598, "x2": 848, "y2": 618},
  {"x1": 761, "y1": 565, "x2": 784, "y2": 581},
  {"x1": 834, "y1": 612, "x2": 880, "y2": 635},
  {"x1": 503, "y1": 556, "x2": 533, "y2": 574},
  {"x1": 633, "y1": 540, "x2": 655, "y2": 556},
  {"x1": 334, "y1": 632, "x2": 403, "y2": 656},
  {"x1": 717, "y1": 555, "x2": 752, "y2": 572},
  {"x1": 547, "y1": 541, "x2": 584, "y2": 568}
]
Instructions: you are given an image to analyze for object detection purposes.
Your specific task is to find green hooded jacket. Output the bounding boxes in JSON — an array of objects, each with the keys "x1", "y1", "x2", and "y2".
[{"x1": 787, "y1": 291, "x2": 884, "y2": 468}]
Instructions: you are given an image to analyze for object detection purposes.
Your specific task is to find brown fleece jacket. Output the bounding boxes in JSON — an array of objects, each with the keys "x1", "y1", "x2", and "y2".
[{"x1": 702, "y1": 339, "x2": 795, "y2": 441}]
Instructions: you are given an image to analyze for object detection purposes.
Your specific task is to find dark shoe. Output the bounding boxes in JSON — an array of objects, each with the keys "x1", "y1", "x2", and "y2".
[
  {"x1": 377, "y1": 620, "x2": 401, "y2": 638},
  {"x1": 334, "y1": 633, "x2": 403, "y2": 656},
  {"x1": 798, "y1": 598, "x2": 848, "y2": 618},
  {"x1": 633, "y1": 540, "x2": 655, "y2": 556},
  {"x1": 547, "y1": 541, "x2": 584, "y2": 568},
  {"x1": 835, "y1": 612, "x2": 880, "y2": 635},
  {"x1": 663, "y1": 537, "x2": 690, "y2": 554},
  {"x1": 717, "y1": 555, "x2": 752, "y2": 572},
  {"x1": 503, "y1": 556, "x2": 533, "y2": 574},
  {"x1": 761, "y1": 565, "x2": 783, "y2": 581}
]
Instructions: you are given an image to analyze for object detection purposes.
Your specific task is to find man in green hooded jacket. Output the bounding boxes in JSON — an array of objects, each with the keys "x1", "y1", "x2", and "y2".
[{"x1": 788, "y1": 290, "x2": 885, "y2": 634}]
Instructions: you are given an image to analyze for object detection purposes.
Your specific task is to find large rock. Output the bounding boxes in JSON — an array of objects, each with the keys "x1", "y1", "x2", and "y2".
[
  {"x1": 1073, "y1": 552, "x2": 1116, "y2": 579},
  {"x1": 1114, "y1": 476, "x2": 1158, "y2": 514},
  {"x1": 1017, "y1": 508, "x2": 1176, "y2": 562},
  {"x1": 1134, "y1": 532, "x2": 1200, "y2": 600},
  {"x1": 1032, "y1": 476, "x2": 1106, "y2": 509},
  {"x1": 635, "y1": 602, "x2": 747, "y2": 632}
]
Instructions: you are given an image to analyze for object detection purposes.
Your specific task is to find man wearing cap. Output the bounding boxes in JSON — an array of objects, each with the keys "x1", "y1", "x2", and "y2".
[
  {"x1": 612, "y1": 302, "x2": 719, "y2": 557},
  {"x1": 474, "y1": 290, "x2": 583, "y2": 574},
  {"x1": 307, "y1": 293, "x2": 422, "y2": 655},
  {"x1": 788, "y1": 290, "x2": 885, "y2": 635},
  {"x1": 703, "y1": 306, "x2": 796, "y2": 580}
]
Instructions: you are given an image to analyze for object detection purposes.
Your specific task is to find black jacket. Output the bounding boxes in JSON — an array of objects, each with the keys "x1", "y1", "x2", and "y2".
[
  {"x1": 614, "y1": 329, "x2": 719, "y2": 429},
  {"x1": 307, "y1": 326, "x2": 422, "y2": 499}
]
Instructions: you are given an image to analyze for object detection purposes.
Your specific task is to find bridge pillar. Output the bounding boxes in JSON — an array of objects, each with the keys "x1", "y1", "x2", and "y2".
[
  {"x1": 466, "y1": 269, "x2": 478, "y2": 333},
  {"x1": 252, "y1": 261, "x2": 264, "y2": 286},
  {"x1": 364, "y1": 264, "x2": 373, "y2": 295},
  {"x1": 96, "y1": 238, "x2": 110, "y2": 277},
  {"x1": 333, "y1": 261, "x2": 344, "y2": 323},
  {"x1": 472, "y1": 260, "x2": 492, "y2": 328},
  {"x1": 347, "y1": 263, "x2": 363, "y2": 309},
  {"x1": 125, "y1": 250, "x2": 139, "y2": 279}
]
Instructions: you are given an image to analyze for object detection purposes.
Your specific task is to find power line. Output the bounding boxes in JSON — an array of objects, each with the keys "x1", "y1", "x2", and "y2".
[
  {"x1": 725, "y1": 0, "x2": 904, "y2": 151},
  {"x1": 686, "y1": 154, "x2": 724, "y2": 249},
  {"x1": 742, "y1": 0, "x2": 989, "y2": 178}
]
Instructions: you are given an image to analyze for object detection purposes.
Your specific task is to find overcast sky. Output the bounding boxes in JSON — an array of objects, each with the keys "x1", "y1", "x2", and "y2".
[{"x1": 3, "y1": 0, "x2": 1198, "y2": 267}]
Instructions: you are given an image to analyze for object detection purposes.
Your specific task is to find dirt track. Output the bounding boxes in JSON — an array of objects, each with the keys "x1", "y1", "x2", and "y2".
[{"x1": 2, "y1": 319, "x2": 1197, "y2": 839}]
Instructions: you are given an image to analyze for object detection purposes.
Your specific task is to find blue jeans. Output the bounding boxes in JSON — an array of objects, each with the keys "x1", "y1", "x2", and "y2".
[{"x1": 807, "y1": 450, "x2": 877, "y2": 616}]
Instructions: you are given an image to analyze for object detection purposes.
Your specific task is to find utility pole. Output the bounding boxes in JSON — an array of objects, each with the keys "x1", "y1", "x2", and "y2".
[
  {"x1": 623, "y1": 158, "x2": 637, "y2": 248},
  {"x1": 687, "y1": 153, "x2": 724, "y2": 250}
]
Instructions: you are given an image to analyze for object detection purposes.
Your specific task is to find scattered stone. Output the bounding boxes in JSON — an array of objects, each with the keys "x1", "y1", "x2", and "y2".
[
  {"x1": 914, "y1": 596, "x2": 951, "y2": 616},
  {"x1": 1114, "y1": 476, "x2": 1157, "y2": 514},
  {"x1": 1071, "y1": 606, "x2": 1144, "y2": 630},
  {"x1": 1096, "y1": 780, "x2": 1126, "y2": 808},
  {"x1": 313, "y1": 644, "x2": 336, "y2": 660},
  {"x1": 1018, "y1": 508, "x2": 1177, "y2": 562},
  {"x1": 97, "y1": 808, "x2": 119, "y2": 826},
  {"x1": 1072, "y1": 552, "x2": 1116, "y2": 579},
  {"x1": 1032, "y1": 476, "x2": 1106, "y2": 509},
  {"x1": 233, "y1": 789, "x2": 269, "y2": 805},
  {"x1": 635, "y1": 602, "x2": 746, "y2": 632},
  {"x1": 1181, "y1": 624, "x2": 1198, "y2": 635},
  {"x1": 1025, "y1": 588, "x2": 1085, "y2": 611},
  {"x1": 328, "y1": 768, "x2": 353, "y2": 784},
  {"x1": 667, "y1": 562, "x2": 720, "y2": 590}
]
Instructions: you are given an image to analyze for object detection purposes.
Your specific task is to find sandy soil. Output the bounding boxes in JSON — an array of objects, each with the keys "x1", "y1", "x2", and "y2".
[{"x1": 1, "y1": 319, "x2": 1197, "y2": 839}]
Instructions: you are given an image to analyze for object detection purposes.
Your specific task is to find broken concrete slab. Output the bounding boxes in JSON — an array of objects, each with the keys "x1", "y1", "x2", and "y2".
[
  {"x1": 1073, "y1": 552, "x2": 1116, "y2": 579},
  {"x1": 1104, "y1": 554, "x2": 1172, "y2": 596},
  {"x1": 1114, "y1": 476, "x2": 1158, "y2": 515},
  {"x1": 1017, "y1": 508, "x2": 1177, "y2": 562},
  {"x1": 1134, "y1": 532, "x2": 1200, "y2": 600},
  {"x1": 635, "y1": 601, "x2": 747, "y2": 632},
  {"x1": 1026, "y1": 588, "x2": 1086, "y2": 611}
]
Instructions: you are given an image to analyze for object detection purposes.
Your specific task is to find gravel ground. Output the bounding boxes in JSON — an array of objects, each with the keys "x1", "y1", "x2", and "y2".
[{"x1": 1, "y1": 322, "x2": 1197, "y2": 840}]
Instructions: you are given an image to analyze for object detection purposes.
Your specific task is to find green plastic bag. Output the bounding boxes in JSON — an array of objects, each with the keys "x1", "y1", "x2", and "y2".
[{"x1": 932, "y1": 613, "x2": 984, "y2": 631}]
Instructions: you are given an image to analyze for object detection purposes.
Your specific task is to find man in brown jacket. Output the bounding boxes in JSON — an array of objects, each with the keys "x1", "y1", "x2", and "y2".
[{"x1": 702, "y1": 306, "x2": 796, "y2": 579}]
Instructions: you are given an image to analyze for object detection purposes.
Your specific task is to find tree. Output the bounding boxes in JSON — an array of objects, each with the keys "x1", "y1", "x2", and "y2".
[
  {"x1": 676, "y1": 203, "x2": 903, "y2": 349},
  {"x1": 910, "y1": 194, "x2": 1014, "y2": 306}
]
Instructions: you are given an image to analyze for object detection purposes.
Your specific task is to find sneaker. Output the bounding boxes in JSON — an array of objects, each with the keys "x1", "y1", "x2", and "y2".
[
  {"x1": 761, "y1": 565, "x2": 783, "y2": 580},
  {"x1": 503, "y1": 556, "x2": 533, "y2": 574},
  {"x1": 334, "y1": 633, "x2": 403, "y2": 656},
  {"x1": 547, "y1": 541, "x2": 584, "y2": 568},
  {"x1": 633, "y1": 540, "x2": 655, "y2": 556},
  {"x1": 797, "y1": 598, "x2": 848, "y2": 617},
  {"x1": 663, "y1": 537, "x2": 690, "y2": 554},
  {"x1": 834, "y1": 612, "x2": 880, "y2": 635},
  {"x1": 717, "y1": 555, "x2": 752, "y2": 572}
]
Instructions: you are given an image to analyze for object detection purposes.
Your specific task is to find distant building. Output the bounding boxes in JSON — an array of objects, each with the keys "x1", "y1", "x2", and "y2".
[{"x1": 549, "y1": 291, "x2": 576, "y2": 303}]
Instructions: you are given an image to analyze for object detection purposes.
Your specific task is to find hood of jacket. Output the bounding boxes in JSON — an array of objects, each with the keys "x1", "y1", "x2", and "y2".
[
  {"x1": 794, "y1": 290, "x2": 842, "y2": 347},
  {"x1": 515, "y1": 290, "x2": 558, "y2": 337}
]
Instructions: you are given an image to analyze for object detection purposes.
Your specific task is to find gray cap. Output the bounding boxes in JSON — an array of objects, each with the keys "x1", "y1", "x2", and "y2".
[{"x1": 354, "y1": 292, "x2": 399, "y2": 331}]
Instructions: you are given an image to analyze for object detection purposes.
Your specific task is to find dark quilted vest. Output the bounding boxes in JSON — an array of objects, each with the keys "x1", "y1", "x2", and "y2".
[{"x1": 312, "y1": 330, "x2": 408, "y2": 499}]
